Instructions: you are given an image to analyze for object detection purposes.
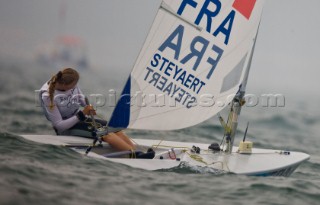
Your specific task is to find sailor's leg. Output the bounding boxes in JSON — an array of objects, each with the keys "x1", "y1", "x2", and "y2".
[
  {"x1": 102, "y1": 133, "x2": 134, "y2": 151},
  {"x1": 59, "y1": 121, "x2": 92, "y2": 137},
  {"x1": 114, "y1": 131, "x2": 136, "y2": 149}
]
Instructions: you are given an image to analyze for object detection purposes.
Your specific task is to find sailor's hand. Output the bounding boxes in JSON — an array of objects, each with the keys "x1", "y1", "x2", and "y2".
[{"x1": 83, "y1": 105, "x2": 96, "y2": 115}]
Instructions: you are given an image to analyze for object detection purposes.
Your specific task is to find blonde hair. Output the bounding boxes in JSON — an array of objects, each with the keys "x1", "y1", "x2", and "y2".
[{"x1": 48, "y1": 68, "x2": 79, "y2": 110}]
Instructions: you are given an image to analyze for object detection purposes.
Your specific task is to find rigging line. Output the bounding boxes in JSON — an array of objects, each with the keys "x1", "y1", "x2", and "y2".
[
  {"x1": 130, "y1": 149, "x2": 136, "y2": 159},
  {"x1": 185, "y1": 151, "x2": 210, "y2": 166},
  {"x1": 238, "y1": 152, "x2": 285, "y2": 155},
  {"x1": 88, "y1": 104, "x2": 136, "y2": 149},
  {"x1": 220, "y1": 105, "x2": 234, "y2": 147},
  {"x1": 64, "y1": 144, "x2": 100, "y2": 148},
  {"x1": 127, "y1": 137, "x2": 148, "y2": 153},
  {"x1": 219, "y1": 114, "x2": 227, "y2": 147},
  {"x1": 96, "y1": 113, "x2": 106, "y2": 121},
  {"x1": 151, "y1": 144, "x2": 190, "y2": 150},
  {"x1": 84, "y1": 118, "x2": 103, "y2": 129},
  {"x1": 154, "y1": 135, "x2": 165, "y2": 149}
]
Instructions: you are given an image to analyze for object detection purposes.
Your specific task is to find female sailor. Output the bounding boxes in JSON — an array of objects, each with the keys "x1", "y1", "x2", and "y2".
[{"x1": 39, "y1": 68, "x2": 136, "y2": 152}]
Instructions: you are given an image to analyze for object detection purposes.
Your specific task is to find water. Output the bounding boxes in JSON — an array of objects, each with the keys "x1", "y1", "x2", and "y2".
[{"x1": 0, "y1": 58, "x2": 319, "y2": 205}]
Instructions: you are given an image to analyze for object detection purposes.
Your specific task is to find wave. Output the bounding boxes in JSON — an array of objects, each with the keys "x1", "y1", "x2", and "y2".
[
  {"x1": 255, "y1": 115, "x2": 300, "y2": 130},
  {"x1": 158, "y1": 162, "x2": 228, "y2": 175},
  {"x1": 0, "y1": 132, "x2": 80, "y2": 162}
]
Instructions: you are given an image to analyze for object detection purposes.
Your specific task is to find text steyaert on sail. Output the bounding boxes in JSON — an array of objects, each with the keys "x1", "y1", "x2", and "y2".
[{"x1": 142, "y1": 0, "x2": 257, "y2": 109}]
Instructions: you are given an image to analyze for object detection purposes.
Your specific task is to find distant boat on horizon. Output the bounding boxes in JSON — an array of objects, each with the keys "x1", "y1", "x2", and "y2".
[{"x1": 35, "y1": 35, "x2": 89, "y2": 70}]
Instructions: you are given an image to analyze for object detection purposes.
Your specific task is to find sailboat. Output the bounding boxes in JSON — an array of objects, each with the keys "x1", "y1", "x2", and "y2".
[
  {"x1": 35, "y1": 0, "x2": 89, "y2": 70},
  {"x1": 22, "y1": 0, "x2": 309, "y2": 176}
]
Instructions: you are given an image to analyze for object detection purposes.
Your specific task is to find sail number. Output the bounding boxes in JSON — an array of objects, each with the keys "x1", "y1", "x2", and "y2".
[{"x1": 159, "y1": 24, "x2": 224, "y2": 80}]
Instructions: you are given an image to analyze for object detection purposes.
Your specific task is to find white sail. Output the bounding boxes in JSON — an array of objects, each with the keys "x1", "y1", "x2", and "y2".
[{"x1": 109, "y1": 0, "x2": 265, "y2": 130}]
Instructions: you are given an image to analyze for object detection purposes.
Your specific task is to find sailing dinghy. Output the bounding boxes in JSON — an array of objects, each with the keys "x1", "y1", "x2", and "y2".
[{"x1": 22, "y1": 0, "x2": 309, "y2": 176}]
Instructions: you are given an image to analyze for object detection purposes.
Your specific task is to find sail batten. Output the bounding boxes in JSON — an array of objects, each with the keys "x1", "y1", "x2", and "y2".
[
  {"x1": 160, "y1": 2, "x2": 202, "y2": 31},
  {"x1": 109, "y1": 0, "x2": 265, "y2": 130}
]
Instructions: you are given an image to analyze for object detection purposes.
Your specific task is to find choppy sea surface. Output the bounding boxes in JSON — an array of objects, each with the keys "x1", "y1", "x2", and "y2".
[{"x1": 0, "y1": 58, "x2": 319, "y2": 205}]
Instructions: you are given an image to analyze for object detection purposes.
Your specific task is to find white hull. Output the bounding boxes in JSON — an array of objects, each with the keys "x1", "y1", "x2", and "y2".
[{"x1": 21, "y1": 135, "x2": 310, "y2": 176}]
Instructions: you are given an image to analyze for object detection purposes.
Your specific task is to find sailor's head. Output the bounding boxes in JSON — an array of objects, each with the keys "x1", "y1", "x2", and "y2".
[
  {"x1": 53, "y1": 68, "x2": 79, "y2": 91},
  {"x1": 48, "y1": 68, "x2": 79, "y2": 109}
]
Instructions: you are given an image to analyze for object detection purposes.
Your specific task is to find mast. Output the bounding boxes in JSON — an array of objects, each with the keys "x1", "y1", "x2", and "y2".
[{"x1": 225, "y1": 26, "x2": 260, "y2": 153}]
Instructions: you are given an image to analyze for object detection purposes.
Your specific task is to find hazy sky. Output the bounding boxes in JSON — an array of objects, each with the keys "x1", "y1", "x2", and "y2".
[{"x1": 0, "y1": 0, "x2": 319, "y2": 96}]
